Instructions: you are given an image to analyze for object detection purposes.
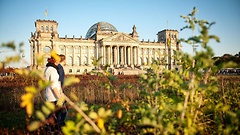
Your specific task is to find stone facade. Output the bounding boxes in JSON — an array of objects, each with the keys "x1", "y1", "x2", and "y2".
[{"x1": 29, "y1": 20, "x2": 181, "y2": 74}]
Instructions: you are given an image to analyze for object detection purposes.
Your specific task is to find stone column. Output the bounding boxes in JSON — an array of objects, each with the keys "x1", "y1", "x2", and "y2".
[
  {"x1": 124, "y1": 46, "x2": 127, "y2": 66},
  {"x1": 114, "y1": 46, "x2": 117, "y2": 65},
  {"x1": 30, "y1": 42, "x2": 33, "y2": 66},
  {"x1": 87, "y1": 46, "x2": 90, "y2": 65},
  {"x1": 133, "y1": 47, "x2": 136, "y2": 65},
  {"x1": 102, "y1": 45, "x2": 105, "y2": 65},
  {"x1": 148, "y1": 48, "x2": 150, "y2": 65},
  {"x1": 110, "y1": 45, "x2": 112, "y2": 66},
  {"x1": 96, "y1": 43, "x2": 98, "y2": 60},
  {"x1": 107, "y1": 46, "x2": 110, "y2": 65},
  {"x1": 101, "y1": 46, "x2": 103, "y2": 65},
  {"x1": 64, "y1": 45, "x2": 66, "y2": 65},
  {"x1": 79, "y1": 46, "x2": 82, "y2": 65},
  {"x1": 117, "y1": 46, "x2": 119, "y2": 66},
  {"x1": 131, "y1": 46, "x2": 133, "y2": 66},
  {"x1": 33, "y1": 41, "x2": 37, "y2": 67},
  {"x1": 136, "y1": 47, "x2": 139, "y2": 66},
  {"x1": 72, "y1": 46, "x2": 74, "y2": 66},
  {"x1": 142, "y1": 48, "x2": 145, "y2": 65}
]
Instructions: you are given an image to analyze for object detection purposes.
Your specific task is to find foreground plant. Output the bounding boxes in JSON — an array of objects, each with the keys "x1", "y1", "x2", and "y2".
[{"x1": 132, "y1": 7, "x2": 239, "y2": 135}]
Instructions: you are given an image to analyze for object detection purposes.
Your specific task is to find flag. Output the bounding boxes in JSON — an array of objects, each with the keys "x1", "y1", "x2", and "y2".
[{"x1": 44, "y1": 9, "x2": 48, "y2": 18}]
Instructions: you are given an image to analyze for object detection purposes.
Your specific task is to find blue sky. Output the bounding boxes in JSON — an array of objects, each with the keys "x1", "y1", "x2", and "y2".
[{"x1": 0, "y1": 0, "x2": 239, "y2": 67}]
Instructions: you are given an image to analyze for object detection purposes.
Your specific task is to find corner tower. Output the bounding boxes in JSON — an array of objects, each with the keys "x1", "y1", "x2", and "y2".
[{"x1": 34, "y1": 19, "x2": 59, "y2": 39}]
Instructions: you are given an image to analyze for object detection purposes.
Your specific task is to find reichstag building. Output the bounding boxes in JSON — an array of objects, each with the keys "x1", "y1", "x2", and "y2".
[{"x1": 29, "y1": 20, "x2": 181, "y2": 74}]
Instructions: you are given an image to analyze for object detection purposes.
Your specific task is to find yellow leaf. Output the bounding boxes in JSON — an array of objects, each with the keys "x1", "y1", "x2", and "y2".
[
  {"x1": 14, "y1": 69, "x2": 23, "y2": 75},
  {"x1": 97, "y1": 118, "x2": 105, "y2": 131},
  {"x1": 63, "y1": 76, "x2": 80, "y2": 87},
  {"x1": 26, "y1": 103, "x2": 34, "y2": 116},
  {"x1": 25, "y1": 86, "x2": 37, "y2": 94},
  {"x1": 116, "y1": 110, "x2": 122, "y2": 119},
  {"x1": 20, "y1": 93, "x2": 33, "y2": 108}
]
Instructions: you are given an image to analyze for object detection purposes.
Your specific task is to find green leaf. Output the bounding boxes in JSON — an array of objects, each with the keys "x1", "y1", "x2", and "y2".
[
  {"x1": 83, "y1": 123, "x2": 93, "y2": 132},
  {"x1": 41, "y1": 105, "x2": 51, "y2": 116},
  {"x1": 89, "y1": 111, "x2": 98, "y2": 119},
  {"x1": 98, "y1": 107, "x2": 106, "y2": 117},
  {"x1": 62, "y1": 120, "x2": 76, "y2": 135},
  {"x1": 28, "y1": 121, "x2": 41, "y2": 131},
  {"x1": 45, "y1": 101, "x2": 55, "y2": 111},
  {"x1": 36, "y1": 110, "x2": 46, "y2": 121},
  {"x1": 70, "y1": 92, "x2": 79, "y2": 101}
]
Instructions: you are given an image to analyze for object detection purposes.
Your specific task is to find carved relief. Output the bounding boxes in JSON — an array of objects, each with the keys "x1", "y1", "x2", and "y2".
[{"x1": 111, "y1": 35, "x2": 131, "y2": 42}]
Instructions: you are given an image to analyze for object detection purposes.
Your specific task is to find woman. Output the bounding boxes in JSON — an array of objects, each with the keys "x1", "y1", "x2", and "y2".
[{"x1": 44, "y1": 56, "x2": 63, "y2": 134}]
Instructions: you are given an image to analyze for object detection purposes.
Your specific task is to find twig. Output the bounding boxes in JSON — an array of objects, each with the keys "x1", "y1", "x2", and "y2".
[{"x1": 62, "y1": 94, "x2": 101, "y2": 133}]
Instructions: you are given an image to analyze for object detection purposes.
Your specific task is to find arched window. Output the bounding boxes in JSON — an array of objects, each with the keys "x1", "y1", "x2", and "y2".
[
  {"x1": 75, "y1": 56, "x2": 80, "y2": 66},
  {"x1": 68, "y1": 47, "x2": 73, "y2": 54},
  {"x1": 60, "y1": 47, "x2": 65, "y2": 53},
  {"x1": 43, "y1": 46, "x2": 51, "y2": 53},
  {"x1": 82, "y1": 47, "x2": 87, "y2": 54},
  {"x1": 139, "y1": 48, "x2": 142, "y2": 55},
  {"x1": 144, "y1": 49, "x2": 148, "y2": 55},
  {"x1": 67, "y1": 56, "x2": 73, "y2": 66},
  {"x1": 50, "y1": 26, "x2": 53, "y2": 32},
  {"x1": 75, "y1": 47, "x2": 80, "y2": 54},
  {"x1": 145, "y1": 57, "x2": 148, "y2": 65},
  {"x1": 83, "y1": 56, "x2": 87, "y2": 65}
]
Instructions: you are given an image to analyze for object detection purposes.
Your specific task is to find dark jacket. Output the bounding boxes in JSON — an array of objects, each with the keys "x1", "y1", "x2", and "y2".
[{"x1": 58, "y1": 64, "x2": 65, "y2": 87}]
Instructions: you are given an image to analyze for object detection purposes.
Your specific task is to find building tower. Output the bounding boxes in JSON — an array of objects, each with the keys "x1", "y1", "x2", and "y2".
[
  {"x1": 157, "y1": 29, "x2": 179, "y2": 70},
  {"x1": 29, "y1": 20, "x2": 59, "y2": 69}
]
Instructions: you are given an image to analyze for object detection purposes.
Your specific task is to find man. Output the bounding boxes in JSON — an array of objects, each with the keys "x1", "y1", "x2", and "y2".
[
  {"x1": 57, "y1": 54, "x2": 67, "y2": 127},
  {"x1": 58, "y1": 54, "x2": 65, "y2": 87}
]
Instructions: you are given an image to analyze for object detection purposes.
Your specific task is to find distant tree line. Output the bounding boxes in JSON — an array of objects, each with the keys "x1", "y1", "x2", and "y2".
[{"x1": 213, "y1": 52, "x2": 240, "y2": 68}]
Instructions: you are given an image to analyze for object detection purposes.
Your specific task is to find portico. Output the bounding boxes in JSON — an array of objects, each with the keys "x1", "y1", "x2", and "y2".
[{"x1": 101, "y1": 45, "x2": 139, "y2": 67}]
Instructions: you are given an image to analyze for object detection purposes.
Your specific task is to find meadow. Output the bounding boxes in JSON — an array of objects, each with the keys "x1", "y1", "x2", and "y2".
[{"x1": 0, "y1": 75, "x2": 239, "y2": 134}]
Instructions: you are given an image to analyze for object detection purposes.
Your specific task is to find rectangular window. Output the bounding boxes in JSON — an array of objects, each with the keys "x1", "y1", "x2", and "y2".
[
  {"x1": 46, "y1": 26, "x2": 49, "y2": 32},
  {"x1": 41, "y1": 26, "x2": 44, "y2": 31},
  {"x1": 61, "y1": 48, "x2": 64, "y2": 53}
]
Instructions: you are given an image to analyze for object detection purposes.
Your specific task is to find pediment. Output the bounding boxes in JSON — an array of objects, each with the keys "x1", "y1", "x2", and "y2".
[{"x1": 101, "y1": 33, "x2": 138, "y2": 43}]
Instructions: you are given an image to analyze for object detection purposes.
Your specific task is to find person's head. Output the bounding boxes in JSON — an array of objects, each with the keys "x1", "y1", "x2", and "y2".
[
  {"x1": 53, "y1": 56, "x2": 60, "y2": 65},
  {"x1": 59, "y1": 54, "x2": 66, "y2": 64},
  {"x1": 48, "y1": 55, "x2": 60, "y2": 66}
]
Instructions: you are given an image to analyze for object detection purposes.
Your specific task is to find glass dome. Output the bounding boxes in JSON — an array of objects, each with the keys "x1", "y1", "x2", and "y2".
[{"x1": 85, "y1": 22, "x2": 118, "y2": 38}]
